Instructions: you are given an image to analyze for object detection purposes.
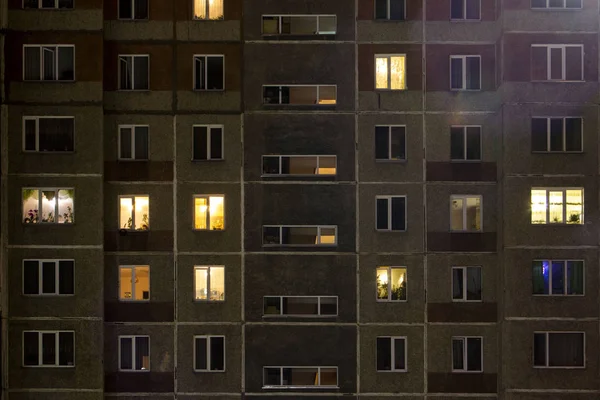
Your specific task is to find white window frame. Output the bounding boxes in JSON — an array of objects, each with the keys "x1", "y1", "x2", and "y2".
[
  {"x1": 531, "y1": 0, "x2": 582, "y2": 9},
  {"x1": 262, "y1": 225, "x2": 338, "y2": 246},
  {"x1": 118, "y1": 194, "x2": 150, "y2": 231},
  {"x1": 118, "y1": 335, "x2": 150, "y2": 372},
  {"x1": 376, "y1": 266, "x2": 408, "y2": 302},
  {"x1": 192, "y1": 124, "x2": 224, "y2": 161},
  {"x1": 23, "y1": 45, "x2": 75, "y2": 81},
  {"x1": 263, "y1": 295, "x2": 339, "y2": 317},
  {"x1": 193, "y1": 335, "x2": 226, "y2": 372},
  {"x1": 374, "y1": 54, "x2": 407, "y2": 91},
  {"x1": 450, "y1": 125, "x2": 482, "y2": 161},
  {"x1": 530, "y1": 188, "x2": 584, "y2": 224},
  {"x1": 450, "y1": 0, "x2": 481, "y2": 20},
  {"x1": 374, "y1": 0, "x2": 406, "y2": 20},
  {"x1": 22, "y1": 259, "x2": 75, "y2": 296},
  {"x1": 531, "y1": 44, "x2": 584, "y2": 82},
  {"x1": 118, "y1": 265, "x2": 150, "y2": 302},
  {"x1": 193, "y1": 0, "x2": 224, "y2": 20},
  {"x1": 375, "y1": 125, "x2": 407, "y2": 161},
  {"x1": 263, "y1": 366, "x2": 339, "y2": 388},
  {"x1": 450, "y1": 194, "x2": 483, "y2": 231},
  {"x1": 23, "y1": 0, "x2": 74, "y2": 8},
  {"x1": 22, "y1": 330, "x2": 75, "y2": 367},
  {"x1": 531, "y1": 117, "x2": 583, "y2": 153},
  {"x1": 118, "y1": 54, "x2": 150, "y2": 91},
  {"x1": 22, "y1": 116, "x2": 75, "y2": 153},
  {"x1": 262, "y1": 85, "x2": 337, "y2": 105},
  {"x1": 22, "y1": 187, "x2": 75, "y2": 224},
  {"x1": 534, "y1": 331, "x2": 585, "y2": 369},
  {"x1": 532, "y1": 260, "x2": 585, "y2": 296},
  {"x1": 451, "y1": 266, "x2": 482, "y2": 302},
  {"x1": 376, "y1": 336, "x2": 407, "y2": 372},
  {"x1": 450, "y1": 55, "x2": 481, "y2": 91},
  {"x1": 193, "y1": 195, "x2": 226, "y2": 231},
  {"x1": 118, "y1": 125, "x2": 149, "y2": 161},
  {"x1": 261, "y1": 155, "x2": 337, "y2": 177},
  {"x1": 193, "y1": 265, "x2": 226, "y2": 302},
  {"x1": 193, "y1": 54, "x2": 225, "y2": 91},
  {"x1": 261, "y1": 15, "x2": 337, "y2": 35},
  {"x1": 375, "y1": 195, "x2": 407, "y2": 232},
  {"x1": 451, "y1": 336, "x2": 483, "y2": 373},
  {"x1": 118, "y1": 0, "x2": 149, "y2": 20}
]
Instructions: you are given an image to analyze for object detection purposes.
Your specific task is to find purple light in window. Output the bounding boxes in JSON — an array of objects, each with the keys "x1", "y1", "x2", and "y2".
[{"x1": 542, "y1": 260, "x2": 550, "y2": 286}]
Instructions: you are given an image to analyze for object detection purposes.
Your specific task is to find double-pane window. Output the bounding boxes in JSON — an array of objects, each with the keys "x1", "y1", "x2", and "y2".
[
  {"x1": 531, "y1": 0, "x2": 582, "y2": 8},
  {"x1": 450, "y1": 195, "x2": 481, "y2": 231},
  {"x1": 452, "y1": 336, "x2": 482, "y2": 372},
  {"x1": 23, "y1": 117, "x2": 74, "y2": 152},
  {"x1": 194, "y1": 336, "x2": 225, "y2": 371},
  {"x1": 375, "y1": 0, "x2": 406, "y2": 20},
  {"x1": 376, "y1": 266, "x2": 407, "y2": 301},
  {"x1": 375, "y1": 55, "x2": 406, "y2": 90},
  {"x1": 118, "y1": 55, "x2": 149, "y2": 90},
  {"x1": 24, "y1": 0, "x2": 74, "y2": 8},
  {"x1": 119, "y1": 266, "x2": 150, "y2": 301},
  {"x1": 24, "y1": 45, "x2": 74, "y2": 81},
  {"x1": 531, "y1": 45, "x2": 583, "y2": 81},
  {"x1": 193, "y1": 125, "x2": 223, "y2": 160},
  {"x1": 194, "y1": 266, "x2": 225, "y2": 301},
  {"x1": 451, "y1": 126, "x2": 481, "y2": 160},
  {"x1": 119, "y1": 336, "x2": 150, "y2": 371},
  {"x1": 375, "y1": 126, "x2": 406, "y2": 161},
  {"x1": 376, "y1": 196, "x2": 407, "y2": 231},
  {"x1": 193, "y1": 0, "x2": 224, "y2": 20},
  {"x1": 119, "y1": 195, "x2": 150, "y2": 230},
  {"x1": 194, "y1": 55, "x2": 224, "y2": 90},
  {"x1": 534, "y1": 332, "x2": 584, "y2": 367},
  {"x1": 450, "y1": 56, "x2": 481, "y2": 90},
  {"x1": 451, "y1": 0, "x2": 480, "y2": 20},
  {"x1": 452, "y1": 266, "x2": 482, "y2": 301},
  {"x1": 376, "y1": 337, "x2": 407, "y2": 371},
  {"x1": 119, "y1": 125, "x2": 148, "y2": 160},
  {"x1": 118, "y1": 0, "x2": 148, "y2": 19}
]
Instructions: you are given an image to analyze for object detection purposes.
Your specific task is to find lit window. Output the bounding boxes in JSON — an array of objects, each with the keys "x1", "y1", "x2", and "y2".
[
  {"x1": 452, "y1": 336, "x2": 482, "y2": 372},
  {"x1": 194, "y1": 336, "x2": 225, "y2": 371},
  {"x1": 531, "y1": 117, "x2": 582, "y2": 152},
  {"x1": 194, "y1": 0, "x2": 224, "y2": 20},
  {"x1": 194, "y1": 265, "x2": 225, "y2": 301},
  {"x1": 118, "y1": 55, "x2": 149, "y2": 90},
  {"x1": 534, "y1": 332, "x2": 584, "y2": 367},
  {"x1": 375, "y1": 126, "x2": 406, "y2": 161},
  {"x1": 22, "y1": 188, "x2": 74, "y2": 224},
  {"x1": 450, "y1": 195, "x2": 481, "y2": 231},
  {"x1": 23, "y1": 260, "x2": 74, "y2": 295},
  {"x1": 263, "y1": 366, "x2": 338, "y2": 388},
  {"x1": 193, "y1": 55, "x2": 224, "y2": 90},
  {"x1": 119, "y1": 266, "x2": 150, "y2": 301},
  {"x1": 532, "y1": 260, "x2": 584, "y2": 295},
  {"x1": 452, "y1": 266, "x2": 482, "y2": 301},
  {"x1": 450, "y1": 55, "x2": 481, "y2": 90},
  {"x1": 375, "y1": 0, "x2": 406, "y2": 20},
  {"x1": 193, "y1": 125, "x2": 223, "y2": 160},
  {"x1": 375, "y1": 55, "x2": 406, "y2": 90},
  {"x1": 262, "y1": 155, "x2": 336, "y2": 176},
  {"x1": 118, "y1": 125, "x2": 149, "y2": 160},
  {"x1": 376, "y1": 337, "x2": 407, "y2": 371},
  {"x1": 118, "y1": 0, "x2": 148, "y2": 19},
  {"x1": 23, "y1": 331, "x2": 74, "y2": 367},
  {"x1": 376, "y1": 266, "x2": 407, "y2": 301},
  {"x1": 119, "y1": 336, "x2": 150, "y2": 371},
  {"x1": 23, "y1": 117, "x2": 74, "y2": 153},
  {"x1": 119, "y1": 195, "x2": 150, "y2": 230},
  {"x1": 194, "y1": 195, "x2": 225, "y2": 230},
  {"x1": 23, "y1": 45, "x2": 74, "y2": 81},
  {"x1": 531, "y1": 188, "x2": 583, "y2": 224}
]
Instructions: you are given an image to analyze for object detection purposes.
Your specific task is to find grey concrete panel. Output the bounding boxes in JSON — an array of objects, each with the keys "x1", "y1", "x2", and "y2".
[
  {"x1": 104, "y1": 21, "x2": 174, "y2": 41},
  {"x1": 177, "y1": 91, "x2": 241, "y2": 113},
  {"x1": 425, "y1": 21, "x2": 501, "y2": 42},
  {"x1": 359, "y1": 91, "x2": 424, "y2": 112},
  {"x1": 10, "y1": 82, "x2": 103, "y2": 103},
  {"x1": 505, "y1": 394, "x2": 600, "y2": 400},
  {"x1": 357, "y1": 21, "x2": 422, "y2": 42},
  {"x1": 501, "y1": 82, "x2": 600, "y2": 105},
  {"x1": 104, "y1": 91, "x2": 172, "y2": 112},
  {"x1": 503, "y1": 10, "x2": 599, "y2": 33},
  {"x1": 426, "y1": 91, "x2": 502, "y2": 112},
  {"x1": 7, "y1": 394, "x2": 103, "y2": 400},
  {"x1": 176, "y1": 21, "x2": 241, "y2": 42},
  {"x1": 8, "y1": 9, "x2": 103, "y2": 31}
]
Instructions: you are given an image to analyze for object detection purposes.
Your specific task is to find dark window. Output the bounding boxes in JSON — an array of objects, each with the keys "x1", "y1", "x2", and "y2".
[
  {"x1": 376, "y1": 196, "x2": 406, "y2": 231},
  {"x1": 452, "y1": 337, "x2": 482, "y2": 371},
  {"x1": 451, "y1": 56, "x2": 481, "y2": 90},
  {"x1": 534, "y1": 332, "x2": 584, "y2": 367},
  {"x1": 531, "y1": 45, "x2": 583, "y2": 81},
  {"x1": 119, "y1": 0, "x2": 148, "y2": 19},
  {"x1": 24, "y1": 117, "x2": 74, "y2": 152},
  {"x1": 25, "y1": 0, "x2": 74, "y2": 8},
  {"x1": 194, "y1": 336, "x2": 225, "y2": 371},
  {"x1": 375, "y1": 0, "x2": 406, "y2": 20},
  {"x1": 119, "y1": 126, "x2": 149, "y2": 160},
  {"x1": 451, "y1": 0, "x2": 480, "y2": 19},
  {"x1": 532, "y1": 0, "x2": 582, "y2": 8},
  {"x1": 23, "y1": 331, "x2": 74, "y2": 366},
  {"x1": 194, "y1": 56, "x2": 224, "y2": 90},
  {"x1": 450, "y1": 126, "x2": 481, "y2": 160},
  {"x1": 531, "y1": 117, "x2": 582, "y2": 152},
  {"x1": 375, "y1": 126, "x2": 406, "y2": 160},
  {"x1": 23, "y1": 260, "x2": 74, "y2": 295},
  {"x1": 376, "y1": 337, "x2": 406, "y2": 371},
  {"x1": 452, "y1": 266, "x2": 482, "y2": 301},
  {"x1": 119, "y1": 336, "x2": 150, "y2": 371},
  {"x1": 193, "y1": 125, "x2": 223, "y2": 160},
  {"x1": 119, "y1": 55, "x2": 149, "y2": 90},
  {"x1": 532, "y1": 260, "x2": 584, "y2": 295},
  {"x1": 24, "y1": 46, "x2": 74, "y2": 81}
]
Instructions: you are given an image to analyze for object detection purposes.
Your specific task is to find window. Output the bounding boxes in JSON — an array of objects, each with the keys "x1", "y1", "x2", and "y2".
[
  {"x1": 23, "y1": 331, "x2": 74, "y2": 367},
  {"x1": 375, "y1": 55, "x2": 406, "y2": 90},
  {"x1": 450, "y1": 195, "x2": 481, "y2": 231},
  {"x1": 263, "y1": 366, "x2": 338, "y2": 388},
  {"x1": 451, "y1": 126, "x2": 481, "y2": 161},
  {"x1": 376, "y1": 196, "x2": 406, "y2": 231},
  {"x1": 23, "y1": 260, "x2": 74, "y2": 296},
  {"x1": 450, "y1": 56, "x2": 481, "y2": 90},
  {"x1": 376, "y1": 337, "x2": 407, "y2": 372},
  {"x1": 531, "y1": 45, "x2": 583, "y2": 81},
  {"x1": 118, "y1": 125, "x2": 148, "y2": 160},
  {"x1": 452, "y1": 266, "x2": 482, "y2": 301},
  {"x1": 530, "y1": 188, "x2": 583, "y2": 224},
  {"x1": 193, "y1": 125, "x2": 223, "y2": 160},
  {"x1": 194, "y1": 266, "x2": 225, "y2": 301},
  {"x1": 451, "y1": 0, "x2": 480, "y2": 20},
  {"x1": 119, "y1": 266, "x2": 150, "y2": 301},
  {"x1": 262, "y1": 15, "x2": 336, "y2": 35},
  {"x1": 194, "y1": 336, "x2": 225, "y2": 372},
  {"x1": 534, "y1": 332, "x2": 584, "y2": 367},
  {"x1": 531, "y1": 0, "x2": 582, "y2": 9},
  {"x1": 22, "y1": 188, "x2": 74, "y2": 224},
  {"x1": 119, "y1": 195, "x2": 149, "y2": 230},
  {"x1": 532, "y1": 260, "x2": 584, "y2": 295},
  {"x1": 262, "y1": 225, "x2": 337, "y2": 246},
  {"x1": 375, "y1": 0, "x2": 406, "y2": 20},
  {"x1": 262, "y1": 155, "x2": 336, "y2": 176},
  {"x1": 531, "y1": 117, "x2": 582, "y2": 152},
  {"x1": 375, "y1": 126, "x2": 406, "y2": 161},
  {"x1": 23, "y1": 0, "x2": 73, "y2": 9},
  {"x1": 118, "y1": 55, "x2": 149, "y2": 90},
  {"x1": 263, "y1": 296, "x2": 338, "y2": 316},
  {"x1": 118, "y1": 0, "x2": 148, "y2": 19},
  {"x1": 376, "y1": 266, "x2": 407, "y2": 301},
  {"x1": 193, "y1": 55, "x2": 224, "y2": 91},
  {"x1": 119, "y1": 336, "x2": 150, "y2": 371},
  {"x1": 193, "y1": 0, "x2": 224, "y2": 20},
  {"x1": 23, "y1": 45, "x2": 74, "y2": 81},
  {"x1": 194, "y1": 195, "x2": 225, "y2": 230},
  {"x1": 23, "y1": 117, "x2": 74, "y2": 152},
  {"x1": 452, "y1": 337, "x2": 482, "y2": 372},
  {"x1": 263, "y1": 85, "x2": 336, "y2": 105}
]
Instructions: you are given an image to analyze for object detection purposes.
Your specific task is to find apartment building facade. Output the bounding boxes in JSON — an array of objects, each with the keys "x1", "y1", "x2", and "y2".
[{"x1": 0, "y1": 0, "x2": 597, "y2": 399}]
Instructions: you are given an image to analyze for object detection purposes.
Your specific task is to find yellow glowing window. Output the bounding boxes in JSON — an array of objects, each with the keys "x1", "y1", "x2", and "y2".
[
  {"x1": 119, "y1": 266, "x2": 150, "y2": 301},
  {"x1": 376, "y1": 266, "x2": 407, "y2": 301},
  {"x1": 375, "y1": 55, "x2": 406, "y2": 90},
  {"x1": 194, "y1": 0, "x2": 224, "y2": 20},
  {"x1": 531, "y1": 188, "x2": 583, "y2": 224},
  {"x1": 119, "y1": 195, "x2": 149, "y2": 230},
  {"x1": 194, "y1": 195, "x2": 225, "y2": 230},
  {"x1": 194, "y1": 265, "x2": 225, "y2": 301}
]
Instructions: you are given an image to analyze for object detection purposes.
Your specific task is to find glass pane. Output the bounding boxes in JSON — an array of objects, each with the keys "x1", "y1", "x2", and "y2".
[
  {"x1": 57, "y1": 47, "x2": 74, "y2": 80},
  {"x1": 283, "y1": 297, "x2": 319, "y2": 315},
  {"x1": 120, "y1": 128, "x2": 133, "y2": 159},
  {"x1": 42, "y1": 261, "x2": 56, "y2": 294},
  {"x1": 450, "y1": 127, "x2": 465, "y2": 160},
  {"x1": 567, "y1": 261, "x2": 584, "y2": 295},
  {"x1": 24, "y1": 261, "x2": 40, "y2": 295},
  {"x1": 531, "y1": 118, "x2": 548, "y2": 151},
  {"x1": 465, "y1": 197, "x2": 481, "y2": 231},
  {"x1": 135, "y1": 336, "x2": 150, "y2": 370},
  {"x1": 288, "y1": 156, "x2": 317, "y2": 175},
  {"x1": 375, "y1": 126, "x2": 389, "y2": 159},
  {"x1": 451, "y1": 197, "x2": 464, "y2": 230},
  {"x1": 533, "y1": 333, "x2": 546, "y2": 366},
  {"x1": 318, "y1": 156, "x2": 336, "y2": 175},
  {"x1": 42, "y1": 333, "x2": 56, "y2": 365},
  {"x1": 548, "y1": 333, "x2": 584, "y2": 367},
  {"x1": 466, "y1": 337, "x2": 482, "y2": 371},
  {"x1": 551, "y1": 261, "x2": 565, "y2": 295},
  {"x1": 194, "y1": 267, "x2": 208, "y2": 300},
  {"x1": 120, "y1": 267, "x2": 133, "y2": 300},
  {"x1": 57, "y1": 189, "x2": 74, "y2": 224},
  {"x1": 452, "y1": 339, "x2": 464, "y2": 370},
  {"x1": 134, "y1": 0, "x2": 148, "y2": 19},
  {"x1": 210, "y1": 337, "x2": 225, "y2": 371},
  {"x1": 531, "y1": 0, "x2": 546, "y2": 6},
  {"x1": 206, "y1": 56, "x2": 224, "y2": 90},
  {"x1": 318, "y1": 86, "x2": 336, "y2": 104},
  {"x1": 58, "y1": 0, "x2": 74, "y2": 8},
  {"x1": 391, "y1": 197, "x2": 406, "y2": 231},
  {"x1": 208, "y1": 0, "x2": 223, "y2": 19},
  {"x1": 120, "y1": 337, "x2": 133, "y2": 369},
  {"x1": 566, "y1": 0, "x2": 582, "y2": 7},
  {"x1": 376, "y1": 198, "x2": 389, "y2": 230},
  {"x1": 195, "y1": 337, "x2": 207, "y2": 370},
  {"x1": 390, "y1": 127, "x2": 405, "y2": 159},
  {"x1": 531, "y1": 189, "x2": 547, "y2": 224},
  {"x1": 548, "y1": 191, "x2": 564, "y2": 223},
  {"x1": 390, "y1": 0, "x2": 406, "y2": 20},
  {"x1": 452, "y1": 268, "x2": 464, "y2": 300},
  {"x1": 134, "y1": 127, "x2": 149, "y2": 160},
  {"x1": 23, "y1": 332, "x2": 39, "y2": 366},
  {"x1": 532, "y1": 260, "x2": 549, "y2": 295},
  {"x1": 210, "y1": 127, "x2": 223, "y2": 159},
  {"x1": 320, "y1": 227, "x2": 336, "y2": 245},
  {"x1": 320, "y1": 368, "x2": 337, "y2": 386},
  {"x1": 390, "y1": 56, "x2": 406, "y2": 90},
  {"x1": 135, "y1": 266, "x2": 150, "y2": 300},
  {"x1": 390, "y1": 268, "x2": 407, "y2": 300},
  {"x1": 209, "y1": 266, "x2": 225, "y2": 301},
  {"x1": 394, "y1": 338, "x2": 406, "y2": 370},
  {"x1": 466, "y1": 127, "x2": 481, "y2": 160},
  {"x1": 59, "y1": 260, "x2": 74, "y2": 295},
  {"x1": 284, "y1": 16, "x2": 317, "y2": 34},
  {"x1": 263, "y1": 226, "x2": 281, "y2": 245},
  {"x1": 466, "y1": 0, "x2": 480, "y2": 19},
  {"x1": 194, "y1": 196, "x2": 208, "y2": 230},
  {"x1": 466, "y1": 57, "x2": 480, "y2": 90},
  {"x1": 289, "y1": 86, "x2": 318, "y2": 105},
  {"x1": 133, "y1": 57, "x2": 149, "y2": 90},
  {"x1": 193, "y1": 126, "x2": 208, "y2": 160},
  {"x1": 565, "y1": 118, "x2": 582, "y2": 152},
  {"x1": 549, "y1": 118, "x2": 563, "y2": 151},
  {"x1": 24, "y1": 0, "x2": 39, "y2": 8},
  {"x1": 119, "y1": 57, "x2": 131, "y2": 89},
  {"x1": 263, "y1": 86, "x2": 280, "y2": 104},
  {"x1": 58, "y1": 332, "x2": 74, "y2": 366},
  {"x1": 264, "y1": 367, "x2": 281, "y2": 385},
  {"x1": 375, "y1": 57, "x2": 389, "y2": 89},
  {"x1": 134, "y1": 196, "x2": 149, "y2": 230},
  {"x1": 23, "y1": 189, "x2": 40, "y2": 224},
  {"x1": 375, "y1": 0, "x2": 388, "y2": 19},
  {"x1": 40, "y1": 190, "x2": 56, "y2": 223},
  {"x1": 565, "y1": 189, "x2": 582, "y2": 224},
  {"x1": 466, "y1": 267, "x2": 482, "y2": 301},
  {"x1": 39, "y1": 118, "x2": 74, "y2": 152},
  {"x1": 377, "y1": 337, "x2": 391, "y2": 370},
  {"x1": 450, "y1": 58, "x2": 463, "y2": 89},
  {"x1": 120, "y1": 197, "x2": 133, "y2": 229},
  {"x1": 285, "y1": 226, "x2": 318, "y2": 245},
  {"x1": 376, "y1": 267, "x2": 389, "y2": 300},
  {"x1": 24, "y1": 47, "x2": 41, "y2": 81},
  {"x1": 263, "y1": 297, "x2": 281, "y2": 315},
  {"x1": 319, "y1": 16, "x2": 336, "y2": 33},
  {"x1": 550, "y1": 47, "x2": 563, "y2": 80},
  {"x1": 320, "y1": 296, "x2": 338, "y2": 315},
  {"x1": 262, "y1": 16, "x2": 279, "y2": 34},
  {"x1": 24, "y1": 119, "x2": 36, "y2": 151},
  {"x1": 288, "y1": 367, "x2": 318, "y2": 386},
  {"x1": 193, "y1": 0, "x2": 206, "y2": 18},
  {"x1": 119, "y1": 0, "x2": 132, "y2": 18},
  {"x1": 42, "y1": 47, "x2": 56, "y2": 80},
  {"x1": 207, "y1": 196, "x2": 225, "y2": 230},
  {"x1": 451, "y1": 0, "x2": 464, "y2": 18},
  {"x1": 263, "y1": 156, "x2": 280, "y2": 174}
]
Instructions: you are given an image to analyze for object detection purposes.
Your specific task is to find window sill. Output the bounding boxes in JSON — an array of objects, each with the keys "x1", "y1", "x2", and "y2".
[
  {"x1": 23, "y1": 365, "x2": 75, "y2": 368},
  {"x1": 262, "y1": 244, "x2": 337, "y2": 248},
  {"x1": 375, "y1": 88, "x2": 408, "y2": 92},
  {"x1": 449, "y1": 230, "x2": 483, "y2": 233},
  {"x1": 373, "y1": 19, "x2": 407, "y2": 22},
  {"x1": 530, "y1": 223, "x2": 583, "y2": 226},
  {"x1": 192, "y1": 18, "x2": 225, "y2": 21},
  {"x1": 193, "y1": 229, "x2": 226, "y2": 232},
  {"x1": 375, "y1": 229, "x2": 407, "y2": 233},
  {"x1": 23, "y1": 151, "x2": 75, "y2": 154},
  {"x1": 375, "y1": 159, "x2": 407, "y2": 163},
  {"x1": 116, "y1": 89, "x2": 151, "y2": 92},
  {"x1": 194, "y1": 299, "x2": 225, "y2": 303},
  {"x1": 262, "y1": 385, "x2": 339, "y2": 389},
  {"x1": 118, "y1": 229, "x2": 150, "y2": 234},
  {"x1": 261, "y1": 174, "x2": 336, "y2": 178},
  {"x1": 262, "y1": 314, "x2": 338, "y2": 318},
  {"x1": 21, "y1": 8, "x2": 75, "y2": 11},
  {"x1": 262, "y1": 104, "x2": 337, "y2": 109},
  {"x1": 451, "y1": 370, "x2": 483, "y2": 373},
  {"x1": 118, "y1": 369, "x2": 151, "y2": 373},
  {"x1": 194, "y1": 369, "x2": 226, "y2": 373},
  {"x1": 532, "y1": 293, "x2": 584, "y2": 297},
  {"x1": 451, "y1": 299, "x2": 483, "y2": 303},
  {"x1": 530, "y1": 8, "x2": 583, "y2": 11},
  {"x1": 530, "y1": 80, "x2": 586, "y2": 83},
  {"x1": 116, "y1": 18, "x2": 150, "y2": 21},
  {"x1": 376, "y1": 369, "x2": 407, "y2": 373},
  {"x1": 533, "y1": 365, "x2": 585, "y2": 369},
  {"x1": 450, "y1": 159, "x2": 482, "y2": 163},
  {"x1": 192, "y1": 158, "x2": 225, "y2": 162},
  {"x1": 23, "y1": 294, "x2": 75, "y2": 297},
  {"x1": 22, "y1": 80, "x2": 76, "y2": 84},
  {"x1": 376, "y1": 299, "x2": 407, "y2": 303},
  {"x1": 449, "y1": 89, "x2": 482, "y2": 92},
  {"x1": 118, "y1": 299, "x2": 150, "y2": 303},
  {"x1": 117, "y1": 159, "x2": 149, "y2": 162},
  {"x1": 22, "y1": 223, "x2": 75, "y2": 226},
  {"x1": 531, "y1": 151, "x2": 583, "y2": 154},
  {"x1": 192, "y1": 89, "x2": 226, "y2": 93},
  {"x1": 449, "y1": 18, "x2": 482, "y2": 22}
]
